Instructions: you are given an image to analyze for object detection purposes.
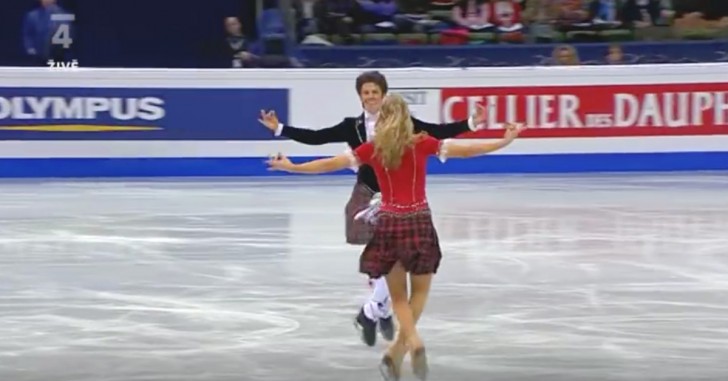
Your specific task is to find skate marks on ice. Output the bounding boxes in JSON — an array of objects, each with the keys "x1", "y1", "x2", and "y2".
[
  {"x1": 0, "y1": 174, "x2": 727, "y2": 380},
  {"x1": 0, "y1": 180, "x2": 372, "y2": 381},
  {"x1": 424, "y1": 173, "x2": 728, "y2": 380}
]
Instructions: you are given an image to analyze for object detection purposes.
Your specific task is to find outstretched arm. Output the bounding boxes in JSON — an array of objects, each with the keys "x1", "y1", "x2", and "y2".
[
  {"x1": 279, "y1": 123, "x2": 347, "y2": 145},
  {"x1": 259, "y1": 110, "x2": 347, "y2": 145},
  {"x1": 415, "y1": 104, "x2": 488, "y2": 139},
  {"x1": 415, "y1": 117, "x2": 471, "y2": 139},
  {"x1": 443, "y1": 123, "x2": 525, "y2": 159},
  {"x1": 267, "y1": 153, "x2": 354, "y2": 174}
]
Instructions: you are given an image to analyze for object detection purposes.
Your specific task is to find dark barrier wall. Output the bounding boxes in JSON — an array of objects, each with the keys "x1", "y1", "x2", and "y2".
[
  {"x1": 0, "y1": 0, "x2": 255, "y2": 68},
  {"x1": 0, "y1": 0, "x2": 35, "y2": 66},
  {"x1": 297, "y1": 40, "x2": 728, "y2": 68}
]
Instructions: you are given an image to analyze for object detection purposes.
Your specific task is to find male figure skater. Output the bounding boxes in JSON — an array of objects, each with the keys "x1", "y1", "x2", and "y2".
[{"x1": 258, "y1": 71, "x2": 486, "y2": 346}]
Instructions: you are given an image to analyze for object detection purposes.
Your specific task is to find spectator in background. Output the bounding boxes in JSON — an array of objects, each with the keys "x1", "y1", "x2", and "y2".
[
  {"x1": 673, "y1": 0, "x2": 728, "y2": 32},
  {"x1": 397, "y1": 0, "x2": 432, "y2": 14},
  {"x1": 491, "y1": 0, "x2": 525, "y2": 35},
  {"x1": 589, "y1": 0, "x2": 624, "y2": 26},
  {"x1": 357, "y1": 0, "x2": 399, "y2": 30},
  {"x1": 552, "y1": 44, "x2": 580, "y2": 64},
  {"x1": 397, "y1": 1, "x2": 448, "y2": 34},
  {"x1": 315, "y1": 0, "x2": 359, "y2": 42},
  {"x1": 357, "y1": 0, "x2": 429, "y2": 34},
  {"x1": 22, "y1": 0, "x2": 72, "y2": 66},
  {"x1": 622, "y1": 0, "x2": 676, "y2": 40},
  {"x1": 622, "y1": 0, "x2": 664, "y2": 27},
  {"x1": 295, "y1": 0, "x2": 320, "y2": 39},
  {"x1": 554, "y1": 0, "x2": 592, "y2": 30},
  {"x1": 224, "y1": 17, "x2": 256, "y2": 68},
  {"x1": 605, "y1": 43, "x2": 624, "y2": 63},
  {"x1": 523, "y1": 0, "x2": 560, "y2": 41},
  {"x1": 451, "y1": 0, "x2": 494, "y2": 30}
]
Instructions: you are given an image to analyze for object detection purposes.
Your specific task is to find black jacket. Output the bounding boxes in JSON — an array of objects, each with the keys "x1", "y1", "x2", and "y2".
[{"x1": 280, "y1": 114, "x2": 472, "y2": 192}]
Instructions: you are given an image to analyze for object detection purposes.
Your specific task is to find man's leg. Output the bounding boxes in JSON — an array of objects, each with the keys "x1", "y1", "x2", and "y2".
[
  {"x1": 356, "y1": 277, "x2": 394, "y2": 345},
  {"x1": 347, "y1": 182, "x2": 383, "y2": 346},
  {"x1": 351, "y1": 190, "x2": 394, "y2": 345},
  {"x1": 363, "y1": 276, "x2": 394, "y2": 339},
  {"x1": 356, "y1": 276, "x2": 392, "y2": 346}
]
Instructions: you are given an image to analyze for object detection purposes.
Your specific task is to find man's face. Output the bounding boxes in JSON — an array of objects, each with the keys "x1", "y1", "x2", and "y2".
[
  {"x1": 359, "y1": 82, "x2": 384, "y2": 114},
  {"x1": 41, "y1": 0, "x2": 56, "y2": 7},
  {"x1": 225, "y1": 17, "x2": 242, "y2": 36}
]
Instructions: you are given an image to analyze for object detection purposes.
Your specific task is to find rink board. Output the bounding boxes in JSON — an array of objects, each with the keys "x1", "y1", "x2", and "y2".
[
  {"x1": 0, "y1": 65, "x2": 727, "y2": 177},
  {"x1": 0, "y1": 152, "x2": 727, "y2": 178}
]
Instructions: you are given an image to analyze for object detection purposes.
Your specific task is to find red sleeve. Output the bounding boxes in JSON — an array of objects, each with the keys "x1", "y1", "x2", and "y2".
[
  {"x1": 353, "y1": 142, "x2": 374, "y2": 165},
  {"x1": 418, "y1": 135, "x2": 442, "y2": 157}
]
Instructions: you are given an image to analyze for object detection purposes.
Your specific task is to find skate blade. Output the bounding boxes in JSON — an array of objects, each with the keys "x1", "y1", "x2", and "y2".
[
  {"x1": 378, "y1": 356, "x2": 400, "y2": 381},
  {"x1": 411, "y1": 347, "x2": 429, "y2": 381}
]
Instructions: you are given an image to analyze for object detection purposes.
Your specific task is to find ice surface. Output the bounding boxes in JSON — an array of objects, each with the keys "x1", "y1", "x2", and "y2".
[{"x1": 1, "y1": 173, "x2": 728, "y2": 381}]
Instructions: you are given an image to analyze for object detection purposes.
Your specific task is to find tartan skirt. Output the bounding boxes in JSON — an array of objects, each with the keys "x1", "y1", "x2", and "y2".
[
  {"x1": 345, "y1": 182, "x2": 376, "y2": 245},
  {"x1": 359, "y1": 208, "x2": 442, "y2": 279}
]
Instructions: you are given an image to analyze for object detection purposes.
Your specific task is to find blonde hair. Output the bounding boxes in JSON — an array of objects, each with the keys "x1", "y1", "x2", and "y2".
[
  {"x1": 552, "y1": 44, "x2": 580, "y2": 66},
  {"x1": 373, "y1": 93, "x2": 420, "y2": 169}
]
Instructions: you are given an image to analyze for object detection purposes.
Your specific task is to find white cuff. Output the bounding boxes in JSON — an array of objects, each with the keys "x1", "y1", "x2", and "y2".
[
  {"x1": 354, "y1": 193, "x2": 381, "y2": 224},
  {"x1": 274, "y1": 123, "x2": 284, "y2": 136},
  {"x1": 468, "y1": 115, "x2": 478, "y2": 131},
  {"x1": 437, "y1": 139, "x2": 452, "y2": 163},
  {"x1": 344, "y1": 149, "x2": 360, "y2": 172}
]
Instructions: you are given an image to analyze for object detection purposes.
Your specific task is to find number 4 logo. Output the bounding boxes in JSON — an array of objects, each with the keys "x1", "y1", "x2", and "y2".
[{"x1": 51, "y1": 13, "x2": 75, "y2": 49}]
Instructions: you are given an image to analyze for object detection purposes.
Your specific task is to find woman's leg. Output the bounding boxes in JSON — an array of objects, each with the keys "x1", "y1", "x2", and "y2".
[
  {"x1": 385, "y1": 262, "x2": 416, "y2": 345},
  {"x1": 389, "y1": 270, "x2": 432, "y2": 353},
  {"x1": 407, "y1": 272, "x2": 433, "y2": 345},
  {"x1": 389, "y1": 270, "x2": 432, "y2": 344},
  {"x1": 387, "y1": 270, "x2": 432, "y2": 347},
  {"x1": 383, "y1": 270, "x2": 432, "y2": 375},
  {"x1": 380, "y1": 261, "x2": 413, "y2": 380},
  {"x1": 408, "y1": 272, "x2": 433, "y2": 380},
  {"x1": 381, "y1": 330, "x2": 407, "y2": 381}
]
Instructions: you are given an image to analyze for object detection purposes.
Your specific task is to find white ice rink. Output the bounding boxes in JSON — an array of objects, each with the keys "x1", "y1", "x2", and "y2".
[{"x1": 1, "y1": 173, "x2": 728, "y2": 381}]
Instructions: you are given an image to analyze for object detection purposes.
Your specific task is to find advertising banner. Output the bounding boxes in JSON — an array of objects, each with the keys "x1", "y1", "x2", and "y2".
[
  {"x1": 391, "y1": 88, "x2": 441, "y2": 123},
  {"x1": 442, "y1": 83, "x2": 728, "y2": 138},
  {"x1": 0, "y1": 87, "x2": 288, "y2": 140}
]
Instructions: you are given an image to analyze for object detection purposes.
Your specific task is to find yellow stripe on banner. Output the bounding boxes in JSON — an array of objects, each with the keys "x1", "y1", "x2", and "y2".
[{"x1": 0, "y1": 125, "x2": 161, "y2": 132}]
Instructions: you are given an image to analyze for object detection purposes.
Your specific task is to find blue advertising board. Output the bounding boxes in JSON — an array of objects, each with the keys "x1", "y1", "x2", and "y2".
[{"x1": 0, "y1": 87, "x2": 288, "y2": 140}]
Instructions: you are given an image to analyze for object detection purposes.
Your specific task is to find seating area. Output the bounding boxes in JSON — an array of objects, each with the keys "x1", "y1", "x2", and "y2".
[
  {"x1": 292, "y1": 0, "x2": 538, "y2": 46},
  {"x1": 243, "y1": 0, "x2": 728, "y2": 67},
  {"x1": 278, "y1": 0, "x2": 728, "y2": 47},
  {"x1": 2, "y1": 0, "x2": 726, "y2": 69}
]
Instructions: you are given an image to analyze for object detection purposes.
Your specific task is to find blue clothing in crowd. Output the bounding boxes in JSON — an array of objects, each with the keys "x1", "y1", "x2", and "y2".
[
  {"x1": 357, "y1": 0, "x2": 398, "y2": 17},
  {"x1": 595, "y1": 0, "x2": 619, "y2": 21},
  {"x1": 22, "y1": 4, "x2": 72, "y2": 58}
]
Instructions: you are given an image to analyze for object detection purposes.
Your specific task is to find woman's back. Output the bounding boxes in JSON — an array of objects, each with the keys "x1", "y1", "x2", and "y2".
[{"x1": 353, "y1": 134, "x2": 442, "y2": 213}]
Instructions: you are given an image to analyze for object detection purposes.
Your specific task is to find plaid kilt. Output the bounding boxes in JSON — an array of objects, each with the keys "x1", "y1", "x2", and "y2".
[
  {"x1": 345, "y1": 182, "x2": 376, "y2": 245},
  {"x1": 359, "y1": 208, "x2": 442, "y2": 278}
]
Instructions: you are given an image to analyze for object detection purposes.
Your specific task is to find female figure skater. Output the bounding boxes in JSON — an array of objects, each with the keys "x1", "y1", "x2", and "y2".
[
  {"x1": 267, "y1": 94, "x2": 523, "y2": 380},
  {"x1": 259, "y1": 71, "x2": 486, "y2": 346}
]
